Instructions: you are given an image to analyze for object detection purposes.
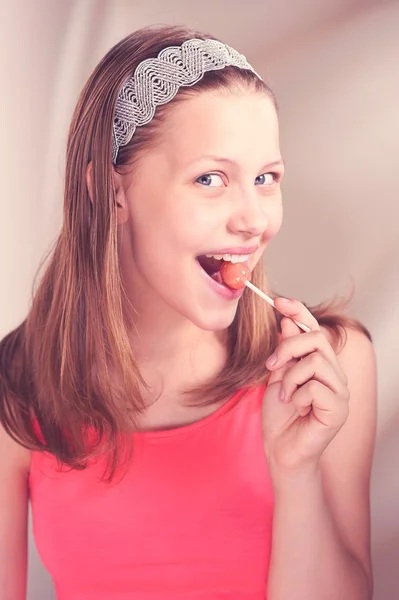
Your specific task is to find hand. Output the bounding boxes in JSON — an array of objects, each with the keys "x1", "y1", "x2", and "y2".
[{"x1": 262, "y1": 298, "x2": 350, "y2": 479}]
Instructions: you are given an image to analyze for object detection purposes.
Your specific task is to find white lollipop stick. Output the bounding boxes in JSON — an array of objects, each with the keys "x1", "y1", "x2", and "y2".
[{"x1": 244, "y1": 280, "x2": 311, "y2": 333}]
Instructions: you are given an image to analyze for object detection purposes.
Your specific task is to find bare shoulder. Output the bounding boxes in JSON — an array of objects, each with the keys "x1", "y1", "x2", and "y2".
[
  {"x1": 0, "y1": 422, "x2": 31, "y2": 474},
  {"x1": 321, "y1": 323, "x2": 377, "y2": 465},
  {"x1": 320, "y1": 325, "x2": 377, "y2": 583},
  {"x1": 328, "y1": 323, "x2": 378, "y2": 459},
  {"x1": 323, "y1": 323, "x2": 377, "y2": 391},
  {"x1": 0, "y1": 425, "x2": 30, "y2": 598},
  {"x1": 336, "y1": 325, "x2": 375, "y2": 366}
]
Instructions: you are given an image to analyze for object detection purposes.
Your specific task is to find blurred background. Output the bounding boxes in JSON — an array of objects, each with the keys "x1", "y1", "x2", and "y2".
[{"x1": 0, "y1": 0, "x2": 398, "y2": 598}]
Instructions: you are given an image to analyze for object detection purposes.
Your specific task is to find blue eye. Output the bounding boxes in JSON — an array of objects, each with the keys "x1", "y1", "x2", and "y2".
[
  {"x1": 255, "y1": 172, "x2": 277, "y2": 185},
  {"x1": 196, "y1": 173, "x2": 224, "y2": 187}
]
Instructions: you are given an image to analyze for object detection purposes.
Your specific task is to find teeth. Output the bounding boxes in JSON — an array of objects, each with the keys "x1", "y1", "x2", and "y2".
[
  {"x1": 205, "y1": 254, "x2": 224, "y2": 260},
  {"x1": 204, "y1": 253, "x2": 250, "y2": 263}
]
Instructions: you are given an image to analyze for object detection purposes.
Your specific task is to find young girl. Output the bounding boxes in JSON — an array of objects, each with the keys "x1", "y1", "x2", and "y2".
[{"x1": 0, "y1": 25, "x2": 377, "y2": 600}]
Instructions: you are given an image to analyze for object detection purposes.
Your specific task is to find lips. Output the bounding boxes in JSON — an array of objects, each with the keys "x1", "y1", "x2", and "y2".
[
  {"x1": 196, "y1": 245, "x2": 258, "y2": 295},
  {"x1": 196, "y1": 259, "x2": 244, "y2": 300},
  {"x1": 197, "y1": 246, "x2": 257, "y2": 275}
]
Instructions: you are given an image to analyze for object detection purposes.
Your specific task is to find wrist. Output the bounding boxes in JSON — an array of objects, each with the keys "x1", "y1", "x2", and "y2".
[{"x1": 268, "y1": 460, "x2": 322, "y2": 494}]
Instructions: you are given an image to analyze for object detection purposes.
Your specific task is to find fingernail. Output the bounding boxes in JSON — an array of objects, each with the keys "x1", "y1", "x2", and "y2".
[
  {"x1": 266, "y1": 353, "x2": 277, "y2": 367},
  {"x1": 279, "y1": 298, "x2": 292, "y2": 304},
  {"x1": 279, "y1": 387, "x2": 286, "y2": 402}
]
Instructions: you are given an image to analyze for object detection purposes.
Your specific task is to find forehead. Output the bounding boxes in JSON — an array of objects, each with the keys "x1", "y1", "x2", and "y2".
[{"x1": 156, "y1": 91, "x2": 280, "y2": 166}]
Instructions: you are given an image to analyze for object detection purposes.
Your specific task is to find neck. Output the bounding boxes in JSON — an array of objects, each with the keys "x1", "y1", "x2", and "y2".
[
  {"x1": 119, "y1": 249, "x2": 230, "y2": 406},
  {"x1": 127, "y1": 304, "x2": 227, "y2": 406}
]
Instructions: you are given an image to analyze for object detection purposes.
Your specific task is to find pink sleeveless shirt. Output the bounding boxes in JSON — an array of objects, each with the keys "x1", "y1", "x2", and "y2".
[{"x1": 29, "y1": 385, "x2": 274, "y2": 599}]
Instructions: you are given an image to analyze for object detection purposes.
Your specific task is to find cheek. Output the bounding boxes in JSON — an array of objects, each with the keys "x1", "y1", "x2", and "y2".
[
  {"x1": 145, "y1": 198, "x2": 224, "y2": 254},
  {"x1": 262, "y1": 201, "x2": 283, "y2": 242},
  {"x1": 127, "y1": 195, "x2": 210, "y2": 266}
]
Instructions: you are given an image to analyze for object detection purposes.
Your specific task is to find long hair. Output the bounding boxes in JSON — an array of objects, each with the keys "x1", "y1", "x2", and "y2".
[{"x1": 0, "y1": 25, "x2": 371, "y2": 477}]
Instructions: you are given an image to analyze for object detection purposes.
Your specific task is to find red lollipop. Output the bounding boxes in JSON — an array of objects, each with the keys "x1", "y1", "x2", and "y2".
[
  {"x1": 220, "y1": 261, "x2": 251, "y2": 290},
  {"x1": 220, "y1": 259, "x2": 311, "y2": 332}
]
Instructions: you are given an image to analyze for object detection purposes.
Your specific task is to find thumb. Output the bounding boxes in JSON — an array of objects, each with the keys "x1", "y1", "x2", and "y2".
[
  {"x1": 267, "y1": 317, "x2": 301, "y2": 385},
  {"x1": 280, "y1": 315, "x2": 301, "y2": 340}
]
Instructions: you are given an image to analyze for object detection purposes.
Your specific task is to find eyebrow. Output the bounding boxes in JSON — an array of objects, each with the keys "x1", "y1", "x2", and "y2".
[{"x1": 185, "y1": 155, "x2": 285, "y2": 170}]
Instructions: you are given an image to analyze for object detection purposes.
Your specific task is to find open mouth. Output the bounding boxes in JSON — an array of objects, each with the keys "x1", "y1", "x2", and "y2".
[
  {"x1": 196, "y1": 253, "x2": 251, "y2": 287},
  {"x1": 197, "y1": 255, "x2": 225, "y2": 284}
]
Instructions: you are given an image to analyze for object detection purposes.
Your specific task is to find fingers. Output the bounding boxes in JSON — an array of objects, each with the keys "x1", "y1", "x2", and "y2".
[
  {"x1": 266, "y1": 298, "x2": 348, "y2": 394},
  {"x1": 274, "y1": 297, "x2": 320, "y2": 333},
  {"x1": 280, "y1": 351, "x2": 349, "y2": 403},
  {"x1": 290, "y1": 380, "x2": 349, "y2": 428},
  {"x1": 280, "y1": 316, "x2": 301, "y2": 339},
  {"x1": 267, "y1": 328, "x2": 346, "y2": 385},
  {"x1": 266, "y1": 318, "x2": 300, "y2": 385}
]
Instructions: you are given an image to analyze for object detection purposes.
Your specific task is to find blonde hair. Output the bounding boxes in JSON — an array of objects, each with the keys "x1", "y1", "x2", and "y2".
[{"x1": 0, "y1": 25, "x2": 370, "y2": 478}]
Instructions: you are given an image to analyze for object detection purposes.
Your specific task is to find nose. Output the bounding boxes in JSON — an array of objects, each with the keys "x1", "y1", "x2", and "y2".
[{"x1": 227, "y1": 189, "x2": 269, "y2": 239}]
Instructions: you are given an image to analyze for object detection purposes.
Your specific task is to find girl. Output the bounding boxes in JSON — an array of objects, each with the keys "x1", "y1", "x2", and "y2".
[{"x1": 0, "y1": 25, "x2": 377, "y2": 600}]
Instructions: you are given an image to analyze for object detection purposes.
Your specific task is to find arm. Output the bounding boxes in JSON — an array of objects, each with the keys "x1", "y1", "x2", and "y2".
[
  {"x1": 267, "y1": 327, "x2": 377, "y2": 599},
  {"x1": 0, "y1": 424, "x2": 31, "y2": 600}
]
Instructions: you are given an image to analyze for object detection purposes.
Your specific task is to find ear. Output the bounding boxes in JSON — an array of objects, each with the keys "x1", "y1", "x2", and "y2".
[
  {"x1": 86, "y1": 162, "x2": 129, "y2": 225},
  {"x1": 112, "y1": 168, "x2": 129, "y2": 225}
]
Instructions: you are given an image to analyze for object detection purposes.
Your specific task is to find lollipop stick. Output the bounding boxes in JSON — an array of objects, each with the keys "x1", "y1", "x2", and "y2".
[{"x1": 244, "y1": 280, "x2": 311, "y2": 333}]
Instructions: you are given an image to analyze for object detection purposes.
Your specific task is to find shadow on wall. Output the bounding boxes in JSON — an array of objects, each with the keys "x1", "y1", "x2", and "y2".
[
  {"x1": 371, "y1": 410, "x2": 399, "y2": 600},
  {"x1": 267, "y1": 2, "x2": 399, "y2": 309},
  {"x1": 373, "y1": 536, "x2": 399, "y2": 600}
]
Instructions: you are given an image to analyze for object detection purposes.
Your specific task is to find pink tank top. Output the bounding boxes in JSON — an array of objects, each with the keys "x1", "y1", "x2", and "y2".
[{"x1": 29, "y1": 385, "x2": 274, "y2": 599}]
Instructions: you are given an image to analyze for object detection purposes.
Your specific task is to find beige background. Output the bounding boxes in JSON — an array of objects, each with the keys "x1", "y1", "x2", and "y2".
[{"x1": 0, "y1": 0, "x2": 398, "y2": 598}]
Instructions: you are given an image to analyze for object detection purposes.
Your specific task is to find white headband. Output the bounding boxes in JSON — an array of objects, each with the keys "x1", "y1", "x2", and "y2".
[{"x1": 112, "y1": 38, "x2": 261, "y2": 163}]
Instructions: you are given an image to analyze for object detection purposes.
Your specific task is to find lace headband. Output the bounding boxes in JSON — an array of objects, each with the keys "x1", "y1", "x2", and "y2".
[{"x1": 112, "y1": 38, "x2": 261, "y2": 163}]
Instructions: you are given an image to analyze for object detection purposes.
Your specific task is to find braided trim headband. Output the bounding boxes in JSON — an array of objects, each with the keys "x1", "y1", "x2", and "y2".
[{"x1": 112, "y1": 38, "x2": 261, "y2": 163}]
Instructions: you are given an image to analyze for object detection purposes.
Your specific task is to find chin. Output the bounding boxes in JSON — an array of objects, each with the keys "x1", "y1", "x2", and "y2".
[{"x1": 188, "y1": 305, "x2": 238, "y2": 332}]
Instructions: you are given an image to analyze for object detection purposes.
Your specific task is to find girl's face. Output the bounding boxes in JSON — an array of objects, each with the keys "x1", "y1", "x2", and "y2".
[{"x1": 117, "y1": 91, "x2": 284, "y2": 331}]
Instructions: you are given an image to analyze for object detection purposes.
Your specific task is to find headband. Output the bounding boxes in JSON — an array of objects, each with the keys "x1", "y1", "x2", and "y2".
[{"x1": 112, "y1": 38, "x2": 261, "y2": 163}]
